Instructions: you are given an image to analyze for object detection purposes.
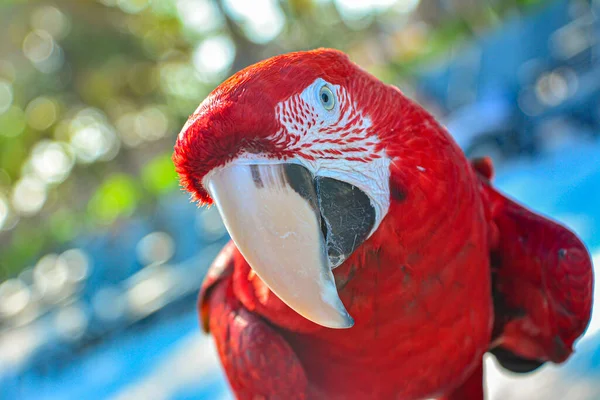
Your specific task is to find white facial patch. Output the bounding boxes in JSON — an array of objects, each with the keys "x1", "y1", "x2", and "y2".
[{"x1": 268, "y1": 78, "x2": 391, "y2": 235}]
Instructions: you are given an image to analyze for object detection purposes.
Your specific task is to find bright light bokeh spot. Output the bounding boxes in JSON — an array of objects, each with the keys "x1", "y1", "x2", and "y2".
[
  {"x1": 192, "y1": 36, "x2": 236, "y2": 81},
  {"x1": 11, "y1": 176, "x2": 47, "y2": 216},
  {"x1": 117, "y1": 0, "x2": 149, "y2": 14},
  {"x1": 33, "y1": 253, "x2": 79, "y2": 303},
  {"x1": 23, "y1": 29, "x2": 64, "y2": 73},
  {"x1": 126, "y1": 267, "x2": 173, "y2": 317},
  {"x1": 223, "y1": 0, "x2": 285, "y2": 44},
  {"x1": 0, "y1": 279, "x2": 31, "y2": 319},
  {"x1": 71, "y1": 126, "x2": 116, "y2": 162},
  {"x1": 117, "y1": 106, "x2": 169, "y2": 147},
  {"x1": 177, "y1": 0, "x2": 224, "y2": 34},
  {"x1": 25, "y1": 97, "x2": 59, "y2": 131},
  {"x1": 22, "y1": 29, "x2": 65, "y2": 73},
  {"x1": 116, "y1": 112, "x2": 142, "y2": 148},
  {"x1": 58, "y1": 248, "x2": 91, "y2": 283},
  {"x1": 136, "y1": 231, "x2": 175, "y2": 265},
  {"x1": 159, "y1": 62, "x2": 205, "y2": 98},
  {"x1": 0, "y1": 80, "x2": 13, "y2": 114},
  {"x1": 30, "y1": 140, "x2": 74, "y2": 184},
  {"x1": 22, "y1": 30, "x2": 55, "y2": 63},
  {"x1": 135, "y1": 106, "x2": 169, "y2": 141},
  {"x1": 394, "y1": 0, "x2": 420, "y2": 14},
  {"x1": 31, "y1": 6, "x2": 71, "y2": 40},
  {"x1": 70, "y1": 108, "x2": 120, "y2": 163},
  {"x1": 337, "y1": 0, "x2": 399, "y2": 12},
  {"x1": 335, "y1": 0, "x2": 402, "y2": 20},
  {"x1": 535, "y1": 70, "x2": 573, "y2": 106}
]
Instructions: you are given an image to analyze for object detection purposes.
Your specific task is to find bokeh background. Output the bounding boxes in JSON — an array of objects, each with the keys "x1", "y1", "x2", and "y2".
[{"x1": 0, "y1": 0, "x2": 599, "y2": 399}]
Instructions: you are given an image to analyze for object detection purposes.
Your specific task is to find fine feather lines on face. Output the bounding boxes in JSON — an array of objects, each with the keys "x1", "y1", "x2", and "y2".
[{"x1": 272, "y1": 78, "x2": 381, "y2": 163}]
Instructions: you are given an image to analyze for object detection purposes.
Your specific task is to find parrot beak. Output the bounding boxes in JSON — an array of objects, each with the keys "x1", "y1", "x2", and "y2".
[{"x1": 205, "y1": 161, "x2": 374, "y2": 329}]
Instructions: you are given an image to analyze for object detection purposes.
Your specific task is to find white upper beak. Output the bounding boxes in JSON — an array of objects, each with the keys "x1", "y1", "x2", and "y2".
[{"x1": 205, "y1": 161, "x2": 354, "y2": 329}]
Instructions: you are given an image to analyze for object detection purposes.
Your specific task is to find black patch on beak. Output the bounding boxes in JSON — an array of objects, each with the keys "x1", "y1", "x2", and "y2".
[
  {"x1": 284, "y1": 164, "x2": 320, "y2": 213},
  {"x1": 315, "y1": 177, "x2": 376, "y2": 267}
]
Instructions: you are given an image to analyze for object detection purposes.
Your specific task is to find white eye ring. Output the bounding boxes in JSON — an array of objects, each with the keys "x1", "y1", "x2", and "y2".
[{"x1": 319, "y1": 85, "x2": 335, "y2": 111}]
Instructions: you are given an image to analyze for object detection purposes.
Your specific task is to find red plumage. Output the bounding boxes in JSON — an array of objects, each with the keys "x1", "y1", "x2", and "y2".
[{"x1": 174, "y1": 49, "x2": 593, "y2": 399}]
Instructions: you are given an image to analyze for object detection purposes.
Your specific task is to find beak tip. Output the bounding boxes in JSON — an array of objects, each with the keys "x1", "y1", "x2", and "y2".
[
  {"x1": 341, "y1": 315, "x2": 355, "y2": 329},
  {"x1": 325, "y1": 311, "x2": 354, "y2": 329}
]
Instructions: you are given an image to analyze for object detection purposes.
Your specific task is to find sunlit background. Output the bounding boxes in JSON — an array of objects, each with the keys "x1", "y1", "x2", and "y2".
[{"x1": 0, "y1": 0, "x2": 599, "y2": 399}]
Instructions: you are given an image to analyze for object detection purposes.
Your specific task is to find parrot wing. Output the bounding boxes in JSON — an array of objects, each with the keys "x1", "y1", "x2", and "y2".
[
  {"x1": 199, "y1": 241, "x2": 308, "y2": 399},
  {"x1": 472, "y1": 158, "x2": 594, "y2": 372}
]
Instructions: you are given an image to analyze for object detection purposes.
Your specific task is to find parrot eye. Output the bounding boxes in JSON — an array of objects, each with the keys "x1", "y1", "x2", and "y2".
[{"x1": 319, "y1": 85, "x2": 335, "y2": 111}]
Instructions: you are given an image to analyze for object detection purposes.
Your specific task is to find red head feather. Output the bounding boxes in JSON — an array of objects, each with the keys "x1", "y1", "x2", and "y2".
[{"x1": 172, "y1": 48, "x2": 420, "y2": 205}]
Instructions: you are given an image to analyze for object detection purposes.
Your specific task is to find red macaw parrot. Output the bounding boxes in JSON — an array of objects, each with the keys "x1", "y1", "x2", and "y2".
[{"x1": 172, "y1": 49, "x2": 593, "y2": 400}]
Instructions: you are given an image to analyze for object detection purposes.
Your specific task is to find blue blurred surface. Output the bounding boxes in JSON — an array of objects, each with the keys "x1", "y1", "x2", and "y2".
[{"x1": 13, "y1": 310, "x2": 228, "y2": 400}]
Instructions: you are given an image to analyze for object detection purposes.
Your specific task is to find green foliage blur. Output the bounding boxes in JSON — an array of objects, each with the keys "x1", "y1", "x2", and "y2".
[{"x1": 0, "y1": 0, "x2": 544, "y2": 280}]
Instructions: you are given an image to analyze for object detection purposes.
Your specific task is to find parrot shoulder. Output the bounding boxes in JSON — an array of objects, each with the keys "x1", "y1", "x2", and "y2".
[{"x1": 472, "y1": 158, "x2": 593, "y2": 372}]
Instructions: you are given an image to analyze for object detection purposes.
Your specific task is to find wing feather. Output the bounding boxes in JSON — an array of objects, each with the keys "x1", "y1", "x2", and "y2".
[{"x1": 472, "y1": 158, "x2": 593, "y2": 368}]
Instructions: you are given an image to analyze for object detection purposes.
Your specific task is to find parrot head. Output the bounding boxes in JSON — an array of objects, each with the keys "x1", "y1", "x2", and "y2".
[{"x1": 173, "y1": 49, "x2": 459, "y2": 329}]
